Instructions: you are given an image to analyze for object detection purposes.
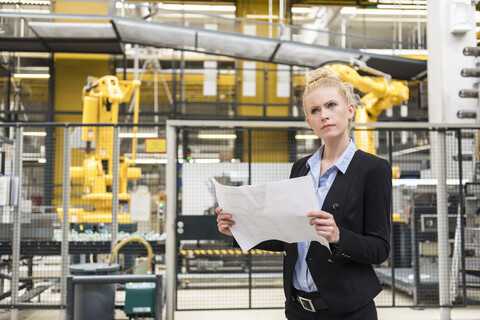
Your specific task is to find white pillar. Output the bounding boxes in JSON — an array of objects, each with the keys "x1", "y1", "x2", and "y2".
[
  {"x1": 427, "y1": 0, "x2": 476, "y2": 125},
  {"x1": 165, "y1": 121, "x2": 177, "y2": 320},
  {"x1": 427, "y1": 1, "x2": 476, "y2": 319}
]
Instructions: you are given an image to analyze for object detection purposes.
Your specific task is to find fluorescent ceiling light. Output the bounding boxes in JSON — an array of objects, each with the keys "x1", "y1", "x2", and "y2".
[
  {"x1": 0, "y1": 0, "x2": 50, "y2": 4},
  {"x1": 119, "y1": 133, "x2": 158, "y2": 138},
  {"x1": 340, "y1": 7, "x2": 357, "y2": 15},
  {"x1": 246, "y1": 14, "x2": 279, "y2": 19},
  {"x1": 24, "y1": 131, "x2": 47, "y2": 136},
  {"x1": 292, "y1": 7, "x2": 312, "y2": 14},
  {"x1": 295, "y1": 134, "x2": 318, "y2": 140},
  {"x1": 197, "y1": 134, "x2": 237, "y2": 139},
  {"x1": 377, "y1": 0, "x2": 426, "y2": 3},
  {"x1": 392, "y1": 179, "x2": 469, "y2": 186},
  {"x1": 353, "y1": 8, "x2": 427, "y2": 16},
  {"x1": 13, "y1": 73, "x2": 50, "y2": 79},
  {"x1": 193, "y1": 159, "x2": 220, "y2": 164},
  {"x1": 22, "y1": 152, "x2": 46, "y2": 163},
  {"x1": 135, "y1": 159, "x2": 167, "y2": 164},
  {"x1": 377, "y1": 4, "x2": 426, "y2": 9},
  {"x1": 159, "y1": 4, "x2": 236, "y2": 12}
]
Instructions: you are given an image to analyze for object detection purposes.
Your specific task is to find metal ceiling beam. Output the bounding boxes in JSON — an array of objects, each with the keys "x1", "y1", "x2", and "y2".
[{"x1": 0, "y1": 11, "x2": 426, "y2": 80}]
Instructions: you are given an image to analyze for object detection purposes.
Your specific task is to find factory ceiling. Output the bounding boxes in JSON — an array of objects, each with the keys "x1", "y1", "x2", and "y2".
[
  {"x1": 0, "y1": 1, "x2": 428, "y2": 80},
  {"x1": 0, "y1": 13, "x2": 426, "y2": 80}
]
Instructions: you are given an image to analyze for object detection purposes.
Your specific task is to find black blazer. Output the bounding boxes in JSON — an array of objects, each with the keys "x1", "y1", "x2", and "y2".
[{"x1": 254, "y1": 149, "x2": 392, "y2": 314}]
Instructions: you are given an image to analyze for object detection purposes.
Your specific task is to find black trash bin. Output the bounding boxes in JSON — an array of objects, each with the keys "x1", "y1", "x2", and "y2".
[{"x1": 69, "y1": 263, "x2": 120, "y2": 320}]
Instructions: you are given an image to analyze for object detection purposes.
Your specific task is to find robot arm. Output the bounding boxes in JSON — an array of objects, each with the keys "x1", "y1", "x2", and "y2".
[{"x1": 61, "y1": 75, "x2": 142, "y2": 223}]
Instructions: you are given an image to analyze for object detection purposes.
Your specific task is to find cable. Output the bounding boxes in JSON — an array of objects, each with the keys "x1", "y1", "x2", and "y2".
[{"x1": 109, "y1": 236, "x2": 153, "y2": 274}]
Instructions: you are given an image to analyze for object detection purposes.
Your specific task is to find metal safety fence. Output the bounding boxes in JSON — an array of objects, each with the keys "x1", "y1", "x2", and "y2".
[
  {"x1": 164, "y1": 120, "x2": 480, "y2": 316},
  {"x1": 0, "y1": 121, "x2": 479, "y2": 319},
  {"x1": 0, "y1": 123, "x2": 166, "y2": 317}
]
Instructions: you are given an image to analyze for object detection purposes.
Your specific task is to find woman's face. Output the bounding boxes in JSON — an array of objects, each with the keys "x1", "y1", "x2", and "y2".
[{"x1": 304, "y1": 86, "x2": 355, "y2": 142}]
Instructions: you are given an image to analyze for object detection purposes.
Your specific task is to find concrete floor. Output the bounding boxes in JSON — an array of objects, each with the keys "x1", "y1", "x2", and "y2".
[
  {"x1": 175, "y1": 307, "x2": 480, "y2": 320},
  {"x1": 0, "y1": 307, "x2": 479, "y2": 320}
]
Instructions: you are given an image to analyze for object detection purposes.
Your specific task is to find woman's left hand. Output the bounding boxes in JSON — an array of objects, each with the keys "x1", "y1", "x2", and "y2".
[{"x1": 307, "y1": 210, "x2": 340, "y2": 244}]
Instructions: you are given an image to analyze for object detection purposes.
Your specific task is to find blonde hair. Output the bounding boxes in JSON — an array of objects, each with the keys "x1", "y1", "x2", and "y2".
[{"x1": 302, "y1": 67, "x2": 358, "y2": 130}]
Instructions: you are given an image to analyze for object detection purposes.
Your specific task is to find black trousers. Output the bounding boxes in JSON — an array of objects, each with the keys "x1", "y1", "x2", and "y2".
[{"x1": 285, "y1": 299, "x2": 378, "y2": 320}]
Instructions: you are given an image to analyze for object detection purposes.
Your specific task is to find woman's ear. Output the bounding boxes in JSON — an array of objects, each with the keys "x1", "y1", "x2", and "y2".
[{"x1": 347, "y1": 104, "x2": 355, "y2": 120}]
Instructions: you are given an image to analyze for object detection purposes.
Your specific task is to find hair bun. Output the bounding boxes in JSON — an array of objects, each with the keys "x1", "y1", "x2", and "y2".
[{"x1": 306, "y1": 67, "x2": 341, "y2": 85}]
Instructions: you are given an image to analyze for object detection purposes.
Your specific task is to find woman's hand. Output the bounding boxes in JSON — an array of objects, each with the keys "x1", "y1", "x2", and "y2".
[
  {"x1": 216, "y1": 207, "x2": 235, "y2": 237},
  {"x1": 307, "y1": 210, "x2": 340, "y2": 244}
]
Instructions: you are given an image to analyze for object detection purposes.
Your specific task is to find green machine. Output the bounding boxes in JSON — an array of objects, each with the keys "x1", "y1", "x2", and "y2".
[{"x1": 125, "y1": 282, "x2": 156, "y2": 318}]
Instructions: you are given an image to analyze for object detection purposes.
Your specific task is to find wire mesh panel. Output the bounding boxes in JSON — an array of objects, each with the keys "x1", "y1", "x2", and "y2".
[
  {"x1": 0, "y1": 127, "x2": 22, "y2": 307},
  {"x1": 173, "y1": 122, "x2": 480, "y2": 312},
  {"x1": 372, "y1": 128, "x2": 433, "y2": 307},
  {"x1": 64, "y1": 123, "x2": 166, "y2": 312},
  {"x1": 21, "y1": 126, "x2": 61, "y2": 306},
  {"x1": 460, "y1": 182, "x2": 480, "y2": 305},
  {"x1": 0, "y1": 126, "x2": 60, "y2": 307},
  {"x1": 0, "y1": 121, "x2": 479, "y2": 314},
  {"x1": 0, "y1": 123, "x2": 167, "y2": 313},
  {"x1": 176, "y1": 127, "x2": 301, "y2": 310}
]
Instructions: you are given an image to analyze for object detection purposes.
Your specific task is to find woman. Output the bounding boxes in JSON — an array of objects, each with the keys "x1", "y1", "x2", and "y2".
[{"x1": 216, "y1": 67, "x2": 392, "y2": 320}]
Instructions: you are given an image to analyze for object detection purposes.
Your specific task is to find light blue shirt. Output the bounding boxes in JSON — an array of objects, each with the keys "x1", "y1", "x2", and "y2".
[{"x1": 292, "y1": 140, "x2": 357, "y2": 292}]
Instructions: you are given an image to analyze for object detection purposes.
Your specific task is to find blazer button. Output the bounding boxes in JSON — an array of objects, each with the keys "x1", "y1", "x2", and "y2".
[
  {"x1": 327, "y1": 259, "x2": 334, "y2": 264},
  {"x1": 333, "y1": 203, "x2": 340, "y2": 209}
]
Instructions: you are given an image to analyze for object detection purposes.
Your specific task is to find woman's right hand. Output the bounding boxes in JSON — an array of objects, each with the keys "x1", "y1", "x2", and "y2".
[{"x1": 216, "y1": 207, "x2": 234, "y2": 237}]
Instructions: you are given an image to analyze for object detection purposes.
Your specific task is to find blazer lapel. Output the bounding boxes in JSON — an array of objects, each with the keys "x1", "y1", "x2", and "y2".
[{"x1": 321, "y1": 151, "x2": 360, "y2": 218}]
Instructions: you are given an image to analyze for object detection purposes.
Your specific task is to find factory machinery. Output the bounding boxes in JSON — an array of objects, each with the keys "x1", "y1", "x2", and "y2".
[{"x1": 57, "y1": 75, "x2": 142, "y2": 223}]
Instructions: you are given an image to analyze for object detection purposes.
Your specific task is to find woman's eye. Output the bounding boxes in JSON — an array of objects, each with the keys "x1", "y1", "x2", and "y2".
[
  {"x1": 328, "y1": 102, "x2": 337, "y2": 108},
  {"x1": 311, "y1": 109, "x2": 318, "y2": 114}
]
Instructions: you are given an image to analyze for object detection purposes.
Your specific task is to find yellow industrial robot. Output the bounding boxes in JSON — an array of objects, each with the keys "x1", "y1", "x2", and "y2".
[
  {"x1": 58, "y1": 75, "x2": 142, "y2": 223},
  {"x1": 324, "y1": 64, "x2": 409, "y2": 156}
]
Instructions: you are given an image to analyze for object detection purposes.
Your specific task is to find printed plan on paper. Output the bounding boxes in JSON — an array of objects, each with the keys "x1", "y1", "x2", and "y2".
[{"x1": 213, "y1": 176, "x2": 330, "y2": 252}]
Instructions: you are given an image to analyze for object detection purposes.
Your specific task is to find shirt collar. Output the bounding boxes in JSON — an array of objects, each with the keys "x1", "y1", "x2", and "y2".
[
  {"x1": 306, "y1": 139, "x2": 357, "y2": 174},
  {"x1": 335, "y1": 140, "x2": 357, "y2": 174}
]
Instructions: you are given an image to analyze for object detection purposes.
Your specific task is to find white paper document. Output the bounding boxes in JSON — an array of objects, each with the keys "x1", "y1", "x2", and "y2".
[{"x1": 213, "y1": 176, "x2": 330, "y2": 252}]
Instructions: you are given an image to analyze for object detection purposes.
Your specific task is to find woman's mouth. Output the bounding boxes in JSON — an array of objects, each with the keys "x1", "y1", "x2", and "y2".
[{"x1": 322, "y1": 124, "x2": 334, "y2": 130}]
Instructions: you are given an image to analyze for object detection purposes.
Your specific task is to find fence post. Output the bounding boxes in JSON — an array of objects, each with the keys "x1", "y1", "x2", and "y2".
[
  {"x1": 435, "y1": 130, "x2": 450, "y2": 319},
  {"x1": 10, "y1": 126, "x2": 23, "y2": 320},
  {"x1": 388, "y1": 129, "x2": 396, "y2": 306},
  {"x1": 61, "y1": 126, "x2": 71, "y2": 319},
  {"x1": 165, "y1": 121, "x2": 177, "y2": 320},
  {"x1": 457, "y1": 130, "x2": 467, "y2": 304},
  {"x1": 111, "y1": 125, "x2": 120, "y2": 255}
]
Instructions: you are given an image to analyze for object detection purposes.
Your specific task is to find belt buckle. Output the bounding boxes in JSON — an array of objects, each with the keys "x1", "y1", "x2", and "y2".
[{"x1": 298, "y1": 295, "x2": 316, "y2": 313}]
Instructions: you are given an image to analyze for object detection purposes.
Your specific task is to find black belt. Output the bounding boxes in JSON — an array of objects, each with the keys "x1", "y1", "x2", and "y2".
[{"x1": 294, "y1": 289, "x2": 328, "y2": 313}]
